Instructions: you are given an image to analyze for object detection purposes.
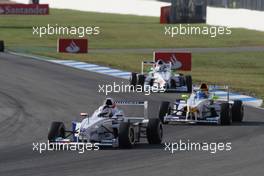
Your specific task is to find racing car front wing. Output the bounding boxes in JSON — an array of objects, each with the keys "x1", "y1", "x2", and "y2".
[{"x1": 164, "y1": 115, "x2": 221, "y2": 124}]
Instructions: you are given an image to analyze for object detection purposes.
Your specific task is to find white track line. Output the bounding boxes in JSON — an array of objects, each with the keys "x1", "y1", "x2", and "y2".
[{"x1": 8, "y1": 51, "x2": 263, "y2": 108}]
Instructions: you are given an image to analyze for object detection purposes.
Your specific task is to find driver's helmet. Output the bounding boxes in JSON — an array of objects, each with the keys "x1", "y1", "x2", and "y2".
[
  {"x1": 155, "y1": 60, "x2": 166, "y2": 71},
  {"x1": 98, "y1": 106, "x2": 113, "y2": 117},
  {"x1": 200, "y1": 83, "x2": 209, "y2": 92},
  {"x1": 103, "y1": 98, "x2": 116, "y2": 108},
  {"x1": 196, "y1": 83, "x2": 209, "y2": 99}
]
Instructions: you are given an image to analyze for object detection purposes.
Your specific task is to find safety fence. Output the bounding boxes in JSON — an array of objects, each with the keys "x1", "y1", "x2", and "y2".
[{"x1": 208, "y1": 0, "x2": 264, "y2": 11}]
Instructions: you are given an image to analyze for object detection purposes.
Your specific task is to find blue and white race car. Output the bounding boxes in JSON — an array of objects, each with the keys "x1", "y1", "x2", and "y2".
[
  {"x1": 48, "y1": 98, "x2": 163, "y2": 148},
  {"x1": 130, "y1": 59, "x2": 192, "y2": 93},
  {"x1": 159, "y1": 84, "x2": 244, "y2": 125}
]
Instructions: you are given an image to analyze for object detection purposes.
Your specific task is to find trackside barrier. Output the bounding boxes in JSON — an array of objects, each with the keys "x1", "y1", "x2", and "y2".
[
  {"x1": 207, "y1": 6, "x2": 264, "y2": 31},
  {"x1": 160, "y1": 6, "x2": 171, "y2": 24}
]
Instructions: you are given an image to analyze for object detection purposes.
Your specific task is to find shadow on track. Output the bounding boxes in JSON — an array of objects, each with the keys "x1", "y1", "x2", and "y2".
[
  {"x1": 100, "y1": 144, "x2": 164, "y2": 150},
  {"x1": 163, "y1": 121, "x2": 264, "y2": 127},
  {"x1": 231, "y1": 121, "x2": 264, "y2": 126}
]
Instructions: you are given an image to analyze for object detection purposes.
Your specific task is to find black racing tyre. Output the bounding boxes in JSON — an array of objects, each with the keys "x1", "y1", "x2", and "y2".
[
  {"x1": 147, "y1": 119, "x2": 163, "y2": 144},
  {"x1": 130, "y1": 72, "x2": 138, "y2": 87},
  {"x1": 149, "y1": 78, "x2": 154, "y2": 87},
  {"x1": 137, "y1": 74, "x2": 145, "y2": 88},
  {"x1": 118, "y1": 122, "x2": 135, "y2": 148},
  {"x1": 48, "y1": 122, "x2": 66, "y2": 141},
  {"x1": 0, "y1": 41, "x2": 4, "y2": 52},
  {"x1": 159, "y1": 101, "x2": 170, "y2": 124},
  {"x1": 232, "y1": 100, "x2": 244, "y2": 122},
  {"x1": 170, "y1": 79, "x2": 176, "y2": 89},
  {"x1": 220, "y1": 103, "x2": 232, "y2": 125},
  {"x1": 179, "y1": 76, "x2": 185, "y2": 86},
  {"x1": 185, "y1": 75, "x2": 192, "y2": 93}
]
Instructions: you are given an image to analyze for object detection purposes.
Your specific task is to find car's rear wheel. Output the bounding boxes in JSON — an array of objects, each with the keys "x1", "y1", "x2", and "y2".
[
  {"x1": 0, "y1": 41, "x2": 4, "y2": 52},
  {"x1": 48, "y1": 122, "x2": 66, "y2": 141},
  {"x1": 185, "y1": 75, "x2": 192, "y2": 93},
  {"x1": 118, "y1": 122, "x2": 135, "y2": 148},
  {"x1": 147, "y1": 119, "x2": 163, "y2": 144},
  {"x1": 170, "y1": 79, "x2": 176, "y2": 89},
  {"x1": 232, "y1": 100, "x2": 244, "y2": 122},
  {"x1": 220, "y1": 103, "x2": 232, "y2": 125},
  {"x1": 159, "y1": 101, "x2": 171, "y2": 124}
]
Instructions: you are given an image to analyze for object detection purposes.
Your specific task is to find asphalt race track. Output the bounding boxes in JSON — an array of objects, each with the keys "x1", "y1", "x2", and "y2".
[{"x1": 0, "y1": 53, "x2": 264, "y2": 176}]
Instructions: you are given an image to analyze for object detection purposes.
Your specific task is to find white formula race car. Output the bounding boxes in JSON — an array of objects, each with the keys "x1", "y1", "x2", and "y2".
[
  {"x1": 130, "y1": 60, "x2": 192, "y2": 93},
  {"x1": 48, "y1": 98, "x2": 163, "y2": 148},
  {"x1": 159, "y1": 84, "x2": 244, "y2": 125}
]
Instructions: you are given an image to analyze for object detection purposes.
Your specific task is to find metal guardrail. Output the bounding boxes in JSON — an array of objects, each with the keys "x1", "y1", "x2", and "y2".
[{"x1": 208, "y1": 0, "x2": 264, "y2": 11}]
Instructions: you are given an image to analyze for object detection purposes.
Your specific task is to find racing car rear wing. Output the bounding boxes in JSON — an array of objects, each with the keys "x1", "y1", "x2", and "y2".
[
  {"x1": 141, "y1": 61, "x2": 172, "y2": 74},
  {"x1": 115, "y1": 101, "x2": 148, "y2": 119}
]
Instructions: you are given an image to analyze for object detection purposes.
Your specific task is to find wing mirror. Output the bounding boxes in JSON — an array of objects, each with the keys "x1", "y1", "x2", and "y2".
[
  {"x1": 147, "y1": 67, "x2": 153, "y2": 72},
  {"x1": 212, "y1": 95, "x2": 219, "y2": 100},
  {"x1": 181, "y1": 94, "x2": 189, "y2": 100}
]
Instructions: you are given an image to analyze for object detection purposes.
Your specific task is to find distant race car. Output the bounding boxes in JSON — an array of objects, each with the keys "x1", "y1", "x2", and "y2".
[
  {"x1": 159, "y1": 83, "x2": 244, "y2": 125},
  {"x1": 130, "y1": 59, "x2": 192, "y2": 93},
  {"x1": 48, "y1": 98, "x2": 163, "y2": 148}
]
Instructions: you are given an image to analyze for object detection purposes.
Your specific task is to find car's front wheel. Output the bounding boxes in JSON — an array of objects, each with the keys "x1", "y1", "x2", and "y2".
[
  {"x1": 137, "y1": 74, "x2": 145, "y2": 88},
  {"x1": 147, "y1": 119, "x2": 163, "y2": 144},
  {"x1": 118, "y1": 122, "x2": 135, "y2": 148},
  {"x1": 159, "y1": 101, "x2": 171, "y2": 124},
  {"x1": 130, "y1": 72, "x2": 138, "y2": 88},
  {"x1": 220, "y1": 103, "x2": 232, "y2": 125}
]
